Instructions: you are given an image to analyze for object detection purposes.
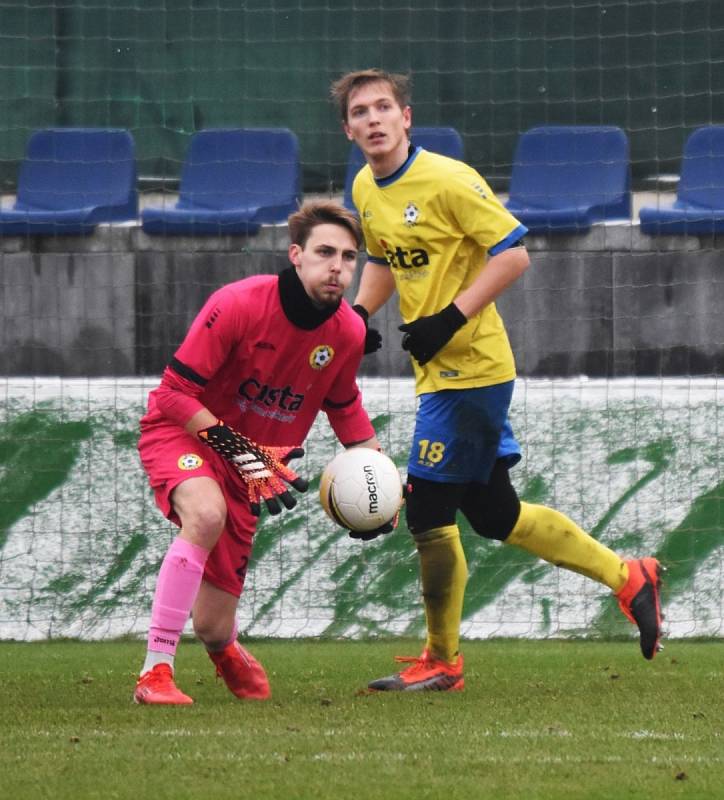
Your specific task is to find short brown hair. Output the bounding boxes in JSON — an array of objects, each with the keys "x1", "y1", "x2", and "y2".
[
  {"x1": 330, "y1": 69, "x2": 411, "y2": 122},
  {"x1": 288, "y1": 200, "x2": 363, "y2": 249}
]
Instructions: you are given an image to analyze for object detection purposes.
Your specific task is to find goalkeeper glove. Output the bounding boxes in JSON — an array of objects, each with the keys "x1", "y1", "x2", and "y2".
[
  {"x1": 352, "y1": 304, "x2": 383, "y2": 355},
  {"x1": 347, "y1": 482, "x2": 409, "y2": 541},
  {"x1": 348, "y1": 511, "x2": 399, "y2": 542},
  {"x1": 398, "y1": 302, "x2": 467, "y2": 365},
  {"x1": 198, "y1": 420, "x2": 308, "y2": 516}
]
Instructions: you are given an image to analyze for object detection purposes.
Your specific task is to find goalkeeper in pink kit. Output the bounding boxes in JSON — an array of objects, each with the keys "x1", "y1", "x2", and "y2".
[{"x1": 135, "y1": 200, "x2": 380, "y2": 705}]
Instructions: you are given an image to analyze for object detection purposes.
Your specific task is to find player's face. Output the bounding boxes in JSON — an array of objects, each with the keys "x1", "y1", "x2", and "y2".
[
  {"x1": 343, "y1": 81, "x2": 412, "y2": 174},
  {"x1": 289, "y1": 223, "x2": 358, "y2": 308}
]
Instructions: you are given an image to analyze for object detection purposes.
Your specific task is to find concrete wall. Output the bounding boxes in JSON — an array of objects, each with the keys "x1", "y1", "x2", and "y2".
[
  {"x1": 0, "y1": 229, "x2": 136, "y2": 376},
  {"x1": 1, "y1": 223, "x2": 722, "y2": 377}
]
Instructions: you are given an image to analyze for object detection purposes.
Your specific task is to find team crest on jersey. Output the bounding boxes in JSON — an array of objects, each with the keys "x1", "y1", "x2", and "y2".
[
  {"x1": 403, "y1": 202, "x2": 420, "y2": 227},
  {"x1": 178, "y1": 453, "x2": 203, "y2": 471},
  {"x1": 309, "y1": 344, "x2": 335, "y2": 369}
]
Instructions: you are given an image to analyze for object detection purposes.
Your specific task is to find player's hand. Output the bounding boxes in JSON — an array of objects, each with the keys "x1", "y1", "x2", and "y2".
[
  {"x1": 352, "y1": 304, "x2": 383, "y2": 355},
  {"x1": 198, "y1": 420, "x2": 308, "y2": 516},
  {"x1": 348, "y1": 511, "x2": 399, "y2": 542},
  {"x1": 348, "y1": 482, "x2": 409, "y2": 541},
  {"x1": 398, "y1": 302, "x2": 467, "y2": 365}
]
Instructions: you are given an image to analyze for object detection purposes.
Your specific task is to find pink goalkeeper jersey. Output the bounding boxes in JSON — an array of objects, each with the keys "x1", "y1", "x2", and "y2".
[{"x1": 141, "y1": 274, "x2": 374, "y2": 447}]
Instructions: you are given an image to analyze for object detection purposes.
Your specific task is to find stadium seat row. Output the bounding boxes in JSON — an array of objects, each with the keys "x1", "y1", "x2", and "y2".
[{"x1": 1, "y1": 126, "x2": 723, "y2": 237}]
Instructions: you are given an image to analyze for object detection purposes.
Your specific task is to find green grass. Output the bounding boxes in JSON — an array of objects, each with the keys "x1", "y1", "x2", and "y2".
[{"x1": 1, "y1": 639, "x2": 723, "y2": 800}]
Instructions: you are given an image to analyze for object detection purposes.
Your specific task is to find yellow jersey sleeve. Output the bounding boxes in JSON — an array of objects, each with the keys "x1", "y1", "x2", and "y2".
[{"x1": 442, "y1": 164, "x2": 524, "y2": 254}]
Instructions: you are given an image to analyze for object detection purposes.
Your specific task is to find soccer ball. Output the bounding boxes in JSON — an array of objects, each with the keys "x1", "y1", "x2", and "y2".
[{"x1": 319, "y1": 448, "x2": 403, "y2": 532}]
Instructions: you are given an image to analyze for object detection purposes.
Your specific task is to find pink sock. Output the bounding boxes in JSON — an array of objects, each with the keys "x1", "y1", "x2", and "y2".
[{"x1": 147, "y1": 537, "x2": 209, "y2": 656}]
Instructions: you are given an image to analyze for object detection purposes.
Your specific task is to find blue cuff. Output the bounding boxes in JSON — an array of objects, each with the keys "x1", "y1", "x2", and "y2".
[{"x1": 489, "y1": 224, "x2": 528, "y2": 256}]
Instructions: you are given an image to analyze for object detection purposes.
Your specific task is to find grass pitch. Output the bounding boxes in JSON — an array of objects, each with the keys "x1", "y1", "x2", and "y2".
[{"x1": 1, "y1": 639, "x2": 723, "y2": 800}]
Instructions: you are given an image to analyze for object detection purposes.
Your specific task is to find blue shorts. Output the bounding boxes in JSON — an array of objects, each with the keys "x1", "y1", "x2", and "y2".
[{"x1": 407, "y1": 381, "x2": 521, "y2": 484}]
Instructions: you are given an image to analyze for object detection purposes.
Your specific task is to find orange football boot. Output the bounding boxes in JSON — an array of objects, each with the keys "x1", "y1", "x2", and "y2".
[
  {"x1": 134, "y1": 663, "x2": 193, "y2": 705},
  {"x1": 616, "y1": 557, "x2": 663, "y2": 660},
  {"x1": 368, "y1": 650, "x2": 464, "y2": 692},
  {"x1": 208, "y1": 642, "x2": 271, "y2": 700}
]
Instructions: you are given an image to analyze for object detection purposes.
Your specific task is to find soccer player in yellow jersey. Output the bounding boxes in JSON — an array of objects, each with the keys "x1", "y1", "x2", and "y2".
[{"x1": 331, "y1": 69, "x2": 663, "y2": 692}]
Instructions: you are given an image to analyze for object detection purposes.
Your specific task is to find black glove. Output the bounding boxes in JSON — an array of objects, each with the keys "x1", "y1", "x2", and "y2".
[
  {"x1": 352, "y1": 304, "x2": 383, "y2": 355},
  {"x1": 198, "y1": 420, "x2": 308, "y2": 516},
  {"x1": 348, "y1": 482, "x2": 409, "y2": 541},
  {"x1": 398, "y1": 302, "x2": 467, "y2": 366},
  {"x1": 348, "y1": 512, "x2": 399, "y2": 542}
]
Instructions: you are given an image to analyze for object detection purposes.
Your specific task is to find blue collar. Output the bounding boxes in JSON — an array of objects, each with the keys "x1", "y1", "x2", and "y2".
[{"x1": 374, "y1": 145, "x2": 422, "y2": 188}]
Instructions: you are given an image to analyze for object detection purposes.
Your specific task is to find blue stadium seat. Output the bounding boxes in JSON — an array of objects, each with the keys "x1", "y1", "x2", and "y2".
[
  {"x1": 505, "y1": 126, "x2": 631, "y2": 234},
  {"x1": 141, "y1": 128, "x2": 301, "y2": 236},
  {"x1": 343, "y1": 126, "x2": 464, "y2": 211},
  {"x1": 639, "y1": 126, "x2": 724, "y2": 235},
  {"x1": 0, "y1": 128, "x2": 137, "y2": 235}
]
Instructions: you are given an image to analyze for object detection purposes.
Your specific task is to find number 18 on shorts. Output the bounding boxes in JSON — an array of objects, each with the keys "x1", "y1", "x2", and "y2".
[{"x1": 407, "y1": 383, "x2": 520, "y2": 484}]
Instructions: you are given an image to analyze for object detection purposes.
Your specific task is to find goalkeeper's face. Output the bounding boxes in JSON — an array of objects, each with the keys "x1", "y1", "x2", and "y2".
[{"x1": 289, "y1": 223, "x2": 358, "y2": 309}]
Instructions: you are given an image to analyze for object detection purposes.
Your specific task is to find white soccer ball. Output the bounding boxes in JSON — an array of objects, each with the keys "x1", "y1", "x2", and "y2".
[{"x1": 319, "y1": 448, "x2": 403, "y2": 532}]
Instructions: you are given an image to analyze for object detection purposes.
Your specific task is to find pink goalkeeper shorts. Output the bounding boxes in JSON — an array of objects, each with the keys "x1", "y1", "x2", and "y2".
[{"x1": 138, "y1": 422, "x2": 257, "y2": 598}]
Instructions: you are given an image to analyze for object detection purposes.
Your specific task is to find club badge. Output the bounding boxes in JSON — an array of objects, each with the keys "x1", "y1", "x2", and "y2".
[
  {"x1": 178, "y1": 453, "x2": 203, "y2": 470},
  {"x1": 309, "y1": 344, "x2": 335, "y2": 370},
  {"x1": 403, "y1": 202, "x2": 420, "y2": 227}
]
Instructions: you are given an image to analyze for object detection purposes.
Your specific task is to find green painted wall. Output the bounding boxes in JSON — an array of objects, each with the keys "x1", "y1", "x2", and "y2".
[
  {"x1": 1, "y1": 378, "x2": 722, "y2": 642},
  {"x1": 1, "y1": 0, "x2": 722, "y2": 191}
]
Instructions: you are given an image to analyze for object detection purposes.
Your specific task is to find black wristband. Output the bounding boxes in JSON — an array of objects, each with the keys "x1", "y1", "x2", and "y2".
[{"x1": 352, "y1": 304, "x2": 369, "y2": 323}]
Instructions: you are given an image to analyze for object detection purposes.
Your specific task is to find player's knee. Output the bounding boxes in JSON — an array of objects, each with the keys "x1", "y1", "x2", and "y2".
[
  {"x1": 172, "y1": 477, "x2": 228, "y2": 548},
  {"x1": 404, "y1": 475, "x2": 460, "y2": 536},
  {"x1": 180, "y1": 500, "x2": 227, "y2": 547},
  {"x1": 461, "y1": 462, "x2": 521, "y2": 541},
  {"x1": 468, "y1": 501, "x2": 520, "y2": 541},
  {"x1": 406, "y1": 500, "x2": 454, "y2": 536}
]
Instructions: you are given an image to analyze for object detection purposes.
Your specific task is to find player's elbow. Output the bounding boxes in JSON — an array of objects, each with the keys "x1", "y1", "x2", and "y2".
[
  {"x1": 490, "y1": 246, "x2": 530, "y2": 282},
  {"x1": 514, "y1": 247, "x2": 531, "y2": 277}
]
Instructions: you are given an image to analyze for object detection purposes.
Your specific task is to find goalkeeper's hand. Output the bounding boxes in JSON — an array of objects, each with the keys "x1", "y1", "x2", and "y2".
[
  {"x1": 352, "y1": 304, "x2": 383, "y2": 355},
  {"x1": 347, "y1": 482, "x2": 409, "y2": 541},
  {"x1": 198, "y1": 420, "x2": 308, "y2": 516},
  {"x1": 348, "y1": 511, "x2": 399, "y2": 542},
  {"x1": 398, "y1": 302, "x2": 467, "y2": 366}
]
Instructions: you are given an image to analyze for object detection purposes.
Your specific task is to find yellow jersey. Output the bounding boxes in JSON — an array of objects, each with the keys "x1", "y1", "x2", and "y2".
[{"x1": 354, "y1": 148, "x2": 527, "y2": 394}]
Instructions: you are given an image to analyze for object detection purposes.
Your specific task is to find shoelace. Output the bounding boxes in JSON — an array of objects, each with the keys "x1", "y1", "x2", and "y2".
[
  {"x1": 142, "y1": 665, "x2": 173, "y2": 688},
  {"x1": 393, "y1": 654, "x2": 437, "y2": 676},
  {"x1": 215, "y1": 647, "x2": 252, "y2": 681}
]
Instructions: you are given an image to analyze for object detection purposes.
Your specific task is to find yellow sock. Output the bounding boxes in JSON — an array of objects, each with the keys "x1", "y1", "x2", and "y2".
[
  {"x1": 414, "y1": 525, "x2": 468, "y2": 663},
  {"x1": 506, "y1": 502, "x2": 628, "y2": 592}
]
